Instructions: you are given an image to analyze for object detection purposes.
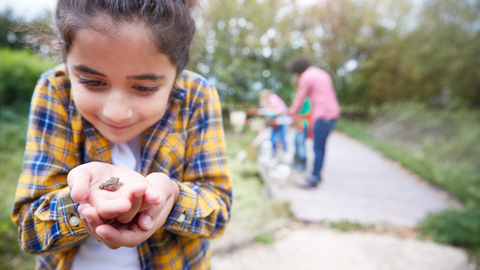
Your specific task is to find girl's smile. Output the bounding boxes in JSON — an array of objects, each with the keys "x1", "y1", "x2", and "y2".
[{"x1": 66, "y1": 22, "x2": 177, "y2": 144}]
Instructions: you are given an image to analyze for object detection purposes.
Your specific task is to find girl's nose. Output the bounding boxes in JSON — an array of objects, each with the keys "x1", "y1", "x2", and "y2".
[{"x1": 102, "y1": 92, "x2": 133, "y2": 122}]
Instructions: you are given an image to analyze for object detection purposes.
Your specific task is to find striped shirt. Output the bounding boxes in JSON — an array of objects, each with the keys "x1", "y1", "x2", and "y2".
[{"x1": 11, "y1": 65, "x2": 232, "y2": 270}]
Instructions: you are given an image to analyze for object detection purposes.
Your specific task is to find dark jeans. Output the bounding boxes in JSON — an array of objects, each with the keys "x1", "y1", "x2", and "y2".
[
  {"x1": 294, "y1": 129, "x2": 307, "y2": 170},
  {"x1": 311, "y1": 119, "x2": 336, "y2": 180},
  {"x1": 271, "y1": 124, "x2": 287, "y2": 154}
]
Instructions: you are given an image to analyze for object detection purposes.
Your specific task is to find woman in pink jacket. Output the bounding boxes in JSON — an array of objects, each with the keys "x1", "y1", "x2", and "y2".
[{"x1": 289, "y1": 56, "x2": 340, "y2": 188}]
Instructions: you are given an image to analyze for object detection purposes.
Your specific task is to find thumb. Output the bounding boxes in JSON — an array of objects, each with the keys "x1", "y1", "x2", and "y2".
[
  {"x1": 137, "y1": 205, "x2": 159, "y2": 231},
  {"x1": 68, "y1": 168, "x2": 91, "y2": 202},
  {"x1": 68, "y1": 162, "x2": 107, "y2": 202}
]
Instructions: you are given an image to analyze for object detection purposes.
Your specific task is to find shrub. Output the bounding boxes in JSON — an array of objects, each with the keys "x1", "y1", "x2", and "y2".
[
  {"x1": 419, "y1": 202, "x2": 480, "y2": 247},
  {"x1": 0, "y1": 47, "x2": 57, "y2": 112},
  {"x1": 0, "y1": 109, "x2": 28, "y2": 150}
]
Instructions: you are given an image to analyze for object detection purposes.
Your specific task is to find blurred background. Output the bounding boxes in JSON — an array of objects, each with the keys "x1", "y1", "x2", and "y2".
[{"x1": 0, "y1": 0, "x2": 479, "y2": 269}]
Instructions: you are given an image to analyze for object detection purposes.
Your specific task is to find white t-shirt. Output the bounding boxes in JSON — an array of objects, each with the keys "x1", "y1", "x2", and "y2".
[{"x1": 71, "y1": 137, "x2": 142, "y2": 270}]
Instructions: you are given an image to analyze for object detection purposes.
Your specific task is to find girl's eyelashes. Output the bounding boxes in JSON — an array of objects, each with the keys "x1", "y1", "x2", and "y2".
[
  {"x1": 78, "y1": 76, "x2": 159, "y2": 94},
  {"x1": 133, "y1": 86, "x2": 160, "y2": 94},
  {"x1": 78, "y1": 78, "x2": 106, "y2": 88}
]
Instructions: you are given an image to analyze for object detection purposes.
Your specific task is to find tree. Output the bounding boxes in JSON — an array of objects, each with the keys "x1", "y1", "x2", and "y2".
[
  {"x1": 188, "y1": 0, "x2": 480, "y2": 110},
  {"x1": 0, "y1": 8, "x2": 23, "y2": 49},
  {"x1": 189, "y1": 0, "x2": 313, "y2": 109}
]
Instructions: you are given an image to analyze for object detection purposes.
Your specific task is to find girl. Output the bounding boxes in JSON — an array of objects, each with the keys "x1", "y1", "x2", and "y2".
[{"x1": 11, "y1": 1, "x2": 232, "y2": 269}]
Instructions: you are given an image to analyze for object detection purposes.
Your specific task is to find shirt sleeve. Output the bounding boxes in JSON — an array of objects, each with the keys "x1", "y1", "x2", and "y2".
[
  {"x1": 290, "y1": 75, "x2": 311, "y2": 117},
  {"x1": 11, "y1": 72, "x2": 88, "y2": 254},
  {"x1": 268, "y1": 94, "x2": 288, "y2": 115},
  {"x1": 162, "y1": 83, "x2": 232, "y2": 239}
]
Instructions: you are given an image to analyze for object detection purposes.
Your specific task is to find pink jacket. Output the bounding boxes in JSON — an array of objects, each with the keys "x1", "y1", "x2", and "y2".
[
  {"x1": 268, "y1": 93, "x2": 288, "y2": 115},
  {"x1": 290, "y1": 66, "x2": 340, "y2": 120}
]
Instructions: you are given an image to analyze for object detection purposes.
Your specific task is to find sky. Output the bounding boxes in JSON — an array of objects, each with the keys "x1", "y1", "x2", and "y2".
[
  {"x1": 0, "y1": 0, "x2": 317, "y2": 21},
  {"x1": 0, "y1": 0, "x2": 57, "y2": 21}
]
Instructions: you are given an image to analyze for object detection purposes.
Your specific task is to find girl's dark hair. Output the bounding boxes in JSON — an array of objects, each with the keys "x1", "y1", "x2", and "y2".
[
  {"x1": 287, "y1": 56, "x2": 311, "y2": 75},
  {"x1": 54, "y1": 0, "x2": 197, "y2": 73}
]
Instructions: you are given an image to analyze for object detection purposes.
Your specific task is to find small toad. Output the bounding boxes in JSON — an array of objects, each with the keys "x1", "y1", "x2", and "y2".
[{"x1": 99, "y1": 176, "x2": 124, "y2": 191}]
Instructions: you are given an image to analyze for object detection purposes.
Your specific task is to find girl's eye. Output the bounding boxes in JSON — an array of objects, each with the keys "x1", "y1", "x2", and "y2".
[
  {"x1": 79, "y1": 78, "x2": 105, "y2": 88},
  {"x1": 133, "y1": 86, "x2": 159, "y2": 94}
]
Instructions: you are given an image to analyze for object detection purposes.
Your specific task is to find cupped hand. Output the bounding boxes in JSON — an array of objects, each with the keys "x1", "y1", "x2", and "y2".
[
  {"x1": 81, "y1": 172, "x2": 180, "y2": 248},
  {"x1": 77, "y1": 203, "x2": 121, "y2": 250},
  {"x1": 67, "y1": 162, "x2": 160, "y2": 224}
]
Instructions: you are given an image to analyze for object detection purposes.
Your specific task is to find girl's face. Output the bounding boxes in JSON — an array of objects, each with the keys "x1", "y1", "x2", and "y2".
[{"x1": 67, "y1": 23, "x2": 177, "y2": 144}]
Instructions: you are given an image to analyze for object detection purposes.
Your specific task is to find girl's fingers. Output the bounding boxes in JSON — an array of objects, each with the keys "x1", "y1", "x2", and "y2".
[
  {"x1": 77, "y1": 203, "x2": 92, "y2": 216},
  {"x1": 81, "y1": 205, "x2": 108, "y2": 228},
  {"x1": 81, "y1": 205, "x2": 121, "y2": 249},
  {"x1": 144, "y1": 188, "x2": 161, "y2": 205},
  {"x1": 94, "y1": 198, "x2": 132, "y2": 220},
  {"x1": 138, "y1": 201, "x2": 154, "y2": 213},
  {"x1": 68, "y1": 166, "x2": 94, "y2": 202},
  {"x1": 96, "y1": 223, "x2": 146, "y2": 248},
  {"x1": 137, "y1": 191, "x2": 174, "y2": 231},
  {"x1": 111, "y1": 182, "x2": 148, "y2": 223},
  {"x1": 137, "y1": 188, "x2": 161, "y2": 212},
  {"x1": 115, "y1": 190, "x2": 144, "y2": 223},
  {"x1": 68, "y1": 162, "x2": 111, "y2": 202},
  {"x1": 137, "y1": 205, "x2": 160, "y2": 231}
]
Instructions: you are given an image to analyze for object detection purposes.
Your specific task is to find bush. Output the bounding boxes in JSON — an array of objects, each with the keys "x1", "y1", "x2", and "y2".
[
  {"x1": 419, "y1": 202, "x2": 480, "y2": 247},
  {"x1": 0, "y1": 47, "x2": 57, "y2": 112},
  {"x1": 0, "y1": 112, "x2": 35, "y2": 269},
  {"x1": 0, "y1": 109, "x2": 28, "y2": 151}
]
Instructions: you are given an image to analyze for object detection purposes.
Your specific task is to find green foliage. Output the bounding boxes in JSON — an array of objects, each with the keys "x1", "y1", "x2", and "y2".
[
  {"x1": 0, "y1": 111, "x2": 35, "y2": 270},
  {"x1": 0, "y1": 9, "x2": 24, "y2": 49},
  {"x1": 254, "y1": 232, "x2": 276, "y2": 245},
  {"x1": 0, "y1": 7, "x2": 53, "y2": 51},
  {"x1": 360, "y1": 0, "x2": 480, "y2": 107},
  {"x1": 368, "y1": 103, "x2": 480, "y2": 203},
  {"x1": 0, "y1": 221, "x2": 35, "y2": 270},
  {"x1": 0, "y1": 109, "x2": 28, "y2": 150},
  {"x1": 190, "y1": 0, "x2": 300, "y2": 108},
  {"x1": 189, "y1": 0, "x2": 480, "y2": 110},
  {"x1": 419, "y1": 202, "x2": 480, "y2": 247},
  {"x1": 189, "y1": 0, "x2": 400, "y2": 109},
  {"x1": 467, "y1": 249, "x2": 480, "y2": 270},
  {"x1": 0, "y1": 47, "x2": 57, "y2": 112},
  {"x1": 327, "y1": 220, "x2": 365, "y2": 232},
  {"x1": 219, "y1": 128, "x2": 290, "y2": 244}
]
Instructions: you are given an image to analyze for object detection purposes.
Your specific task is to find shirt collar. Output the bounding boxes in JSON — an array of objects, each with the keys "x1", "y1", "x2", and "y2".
[{"x1": 170, "y1": 73, "x2": 188, "y2": 103}]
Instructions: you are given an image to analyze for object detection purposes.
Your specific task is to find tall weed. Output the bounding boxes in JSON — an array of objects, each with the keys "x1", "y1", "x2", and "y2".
[{"x1": 367, "y1": 102, "x2": 480, "y2": 203}]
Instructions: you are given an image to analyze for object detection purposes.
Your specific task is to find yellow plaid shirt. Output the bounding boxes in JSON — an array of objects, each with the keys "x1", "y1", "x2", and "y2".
[{"x1": 12, "y1": 65, "x2": 232, "y2": 270}]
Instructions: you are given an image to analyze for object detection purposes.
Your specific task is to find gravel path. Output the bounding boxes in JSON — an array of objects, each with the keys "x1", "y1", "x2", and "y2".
[{"x1": 212, "y1": 223, "x2": 475, "y2": 270}]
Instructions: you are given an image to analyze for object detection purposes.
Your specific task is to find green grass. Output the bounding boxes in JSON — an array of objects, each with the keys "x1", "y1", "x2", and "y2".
[
  {"x1": 253, "y1": 232, "x2": 276, "y2": 244},
  {"x1": 327, "y1": 220, "x2": 365, "y2": 232},
  {"x1": 336, "y1": 103, "x2": 480, "y2": 264},
  {"x1": 0, "y1": 111, "x2": 36, "y2": 270},
  {"x1": 216, "y1": 129, "x2": 290, "y2": 245}
]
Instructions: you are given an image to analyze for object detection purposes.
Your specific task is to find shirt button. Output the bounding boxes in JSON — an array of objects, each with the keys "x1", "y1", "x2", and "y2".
[
  {"x1": 177, "y1": 213, "x2": 186, "y2": 223},
  {"x1": 69, "y1": 216, "x2": 80, "y2": 227}
]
